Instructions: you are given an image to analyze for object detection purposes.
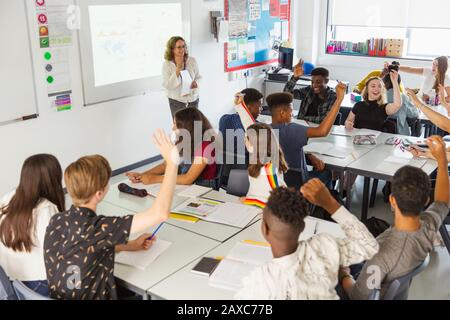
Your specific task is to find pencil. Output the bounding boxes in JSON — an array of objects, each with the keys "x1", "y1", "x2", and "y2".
[{"x1": 147, "y1": 222, "x2": 164, "y2": 241}]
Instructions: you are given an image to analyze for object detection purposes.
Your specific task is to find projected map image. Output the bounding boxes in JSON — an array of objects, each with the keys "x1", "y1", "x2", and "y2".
[{"x1": 89, "y1": 3, "x2": 183, "y2": 87}]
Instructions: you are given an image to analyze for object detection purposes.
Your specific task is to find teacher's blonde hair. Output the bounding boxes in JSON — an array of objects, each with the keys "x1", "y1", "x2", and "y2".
[{"x1": 164, "y1": 36, "x2": 188, "y2": 61}]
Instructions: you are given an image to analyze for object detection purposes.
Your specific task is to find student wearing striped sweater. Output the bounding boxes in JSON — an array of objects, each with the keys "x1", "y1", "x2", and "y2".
[{"x1": 241, "y1": 123, "x2": 288, "y2": 208}]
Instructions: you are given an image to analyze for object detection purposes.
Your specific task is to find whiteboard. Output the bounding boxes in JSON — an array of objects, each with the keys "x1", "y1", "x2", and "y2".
[
  {"x1": 0, "y1": 0, "x2": 38, "y2": 124},
  {"x1": 77, "y1": 0, "x2": 191, "y2": 106}
]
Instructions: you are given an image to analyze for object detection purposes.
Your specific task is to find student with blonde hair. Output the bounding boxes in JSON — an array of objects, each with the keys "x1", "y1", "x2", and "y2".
[{"x1": 44, "y1": 130, "x2": 179, "y2": 300}]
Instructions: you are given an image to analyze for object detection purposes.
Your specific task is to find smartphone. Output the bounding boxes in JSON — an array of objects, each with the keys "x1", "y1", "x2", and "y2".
[{"x1": 191, "y1": 257, "x2": 221, "y2": 277}]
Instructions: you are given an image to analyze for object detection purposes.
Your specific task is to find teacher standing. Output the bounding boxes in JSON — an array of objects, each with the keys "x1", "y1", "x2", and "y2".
[{"x1": 162, "y1": 36, "x2": 202, "y2": 117}]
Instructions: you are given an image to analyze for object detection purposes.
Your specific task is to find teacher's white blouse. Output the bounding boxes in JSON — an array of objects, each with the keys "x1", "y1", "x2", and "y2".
[{"x1": 162, "y1": 56, "x2": 202, "y2": 103}]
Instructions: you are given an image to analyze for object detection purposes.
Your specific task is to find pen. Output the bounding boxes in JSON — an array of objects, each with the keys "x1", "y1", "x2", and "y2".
[{"x1": 147, "y1": 222, "x2": 164, "y2": 241}]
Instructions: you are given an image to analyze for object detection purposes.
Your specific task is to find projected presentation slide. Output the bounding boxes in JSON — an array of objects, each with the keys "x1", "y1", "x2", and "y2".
[{"x1": 89, "y1": 3, "x2": 183, "y2": 87}]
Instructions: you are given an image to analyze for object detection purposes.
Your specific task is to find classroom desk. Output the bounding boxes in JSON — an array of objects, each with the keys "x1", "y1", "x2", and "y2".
[
  {"x1": 103, "y1": 180, "x2": 258, "y2": 242},
  {"x1": 148, "y1": 216, "x2": 344, "y2": 300},
  {"x1": 96, "y1": 201, "x2": 220, "y2": 300},
  {"x1": 346, "y1": 134, "x2": 438, "y2": 222}
]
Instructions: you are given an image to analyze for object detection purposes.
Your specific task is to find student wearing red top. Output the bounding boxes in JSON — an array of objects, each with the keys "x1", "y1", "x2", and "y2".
[{"x1": 127, "y1": 107, "x2": 217, "y2": 186}]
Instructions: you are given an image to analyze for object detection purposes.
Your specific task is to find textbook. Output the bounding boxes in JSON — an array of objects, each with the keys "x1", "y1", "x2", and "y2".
[
  {"x1": 115, "y1": 239, "x2": 171, "y2": 271},
  {"x1": 208, "y1": 242, "x2": 273, "y2": 291},
  {"x1": 303, "y1": 142, "x2": 353, "y2": 159},
  {"x1": 171, "y1": 198, "x2": 260, "y2": 228}
]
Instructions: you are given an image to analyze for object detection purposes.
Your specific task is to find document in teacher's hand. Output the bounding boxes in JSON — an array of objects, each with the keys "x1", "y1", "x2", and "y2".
[{"x1": 180, "y1": 70, "x2": 193, "y2": 96}]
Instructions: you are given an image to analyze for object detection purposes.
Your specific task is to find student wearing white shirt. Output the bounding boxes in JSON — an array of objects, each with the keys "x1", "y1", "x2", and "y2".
[
  {"x1": 162, "y1": 36, "x2": 202, "y2": 117},
  {"x1": 235, "y1": 181, "x2": 378, "y2": 300},
  {"x1": 399, "y1": 56, "x2": 450, "y2": 104},
  {"x1": 0, "y1": 154, "x2": 65, "y2": 297},
  {"x1": 242, "y1": 123, "x2": 288, "y2": 208}
]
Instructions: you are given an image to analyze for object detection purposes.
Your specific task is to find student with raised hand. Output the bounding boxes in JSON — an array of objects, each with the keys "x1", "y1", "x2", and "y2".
[
  {"x1": 339, "y1": 136, "x2": 450, "y2": 300},
  {"x1": 0, "y1": 154, "x2": 65, "y2": 297},
  {"x1": 126, "y1": 108, "x2": 217, "y2": 187},
  {"x1": 44, "y1": 130, "x2": 179, "y2": 300},
  {"x1": 235, "y1": 182, "x2": 378, "y2": 300},
  {"x1": 283, "y1": 59, "x2": 338, "y2": 124},
  {"x1": 399, "y1": 56, "x2": 450, "y2": 104},
  {"x1": 241, "y1": 123, "x2": 288, "y2": 208},
  {"x1": 345, "y1": 71, "x2": 402, "y2": 132},
  {"x1": 268, "y1": 82, "x2": 347, "y2": 190},
  {"x1": 407, "y1": 88, "x2": 450, "y2": 133}
]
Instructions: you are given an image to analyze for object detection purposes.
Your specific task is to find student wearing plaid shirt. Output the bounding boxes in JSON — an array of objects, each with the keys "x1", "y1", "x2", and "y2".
[{"x1": 284, "y1": 60, "x2": 337, "y2": 124}]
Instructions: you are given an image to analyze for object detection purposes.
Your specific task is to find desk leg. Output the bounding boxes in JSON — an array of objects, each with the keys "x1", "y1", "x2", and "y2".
[
  {"x1": 339, "y1": 170, "x2": 345, "y2": 198},
  {"x1": 345, "y1": 173, "x2": 352, "y2": 209},
  {"x1": 361, "y1": 177, "x2": 370, "y2": 222}
]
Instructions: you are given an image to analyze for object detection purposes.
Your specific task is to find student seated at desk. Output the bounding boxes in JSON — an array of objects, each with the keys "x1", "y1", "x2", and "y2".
[
  {"x1": 218, "y1": 89, "x2": 263, "y2": 183},
  {"x1": 345, "y1": 71, "x2": 402, "y2": 132},
  {"x1": 127, "y1": 108, "x2": 217, "y2": 187},
  {"x1": 283, "y1": 59, "x2": 337, "y2": 124},
  {"x1": 353, "y1": 61, "x2": 406, "y2": 94},
  {"x1": 399, "y1": 56, "x2": 450, "y2": 104},
  {"x1": 0, "y1": 154, "x2": 65, "y2": 297},
  {"x1": 267, "y1": 83, "x2": 346, "y2": 190},
  {"x1": 241, "y1": 123, "x2": 288, "y2": 208},
  {"x1": 44, "y1": 130, "x2": 179, "y2": 300},
  {"x1": 339, "y1": 136, "x2": 449, "y2": 300},
  {"x1": 235, "y1": 182, "x2": 378, "y2": 300},
  {"x1": 407, "y1": 88, "x2": 450, "y2": 133}
]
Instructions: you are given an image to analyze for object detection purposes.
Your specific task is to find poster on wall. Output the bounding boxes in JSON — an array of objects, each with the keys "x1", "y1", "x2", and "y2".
[{"x1": 228, "y1": 0, "x2": 248, "y2": 38}]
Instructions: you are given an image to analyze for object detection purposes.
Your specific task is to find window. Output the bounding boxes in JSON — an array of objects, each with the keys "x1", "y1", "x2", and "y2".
[{"x1": 326, "y1": 0, "x2": 450, "y2": 60}]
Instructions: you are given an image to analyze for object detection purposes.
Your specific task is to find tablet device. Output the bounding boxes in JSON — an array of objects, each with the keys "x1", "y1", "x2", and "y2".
[{"x1": 191, "y1": 257, "x2": 221, "y2": 277}]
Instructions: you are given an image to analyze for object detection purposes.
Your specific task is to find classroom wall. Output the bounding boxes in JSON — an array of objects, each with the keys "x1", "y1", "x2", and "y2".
[
  {"x1": 293, "y1": 0, "x2": 433, "y2": 90},
  {"x1": 0, "y1": 0, "x2": 262, "y2": 196}
]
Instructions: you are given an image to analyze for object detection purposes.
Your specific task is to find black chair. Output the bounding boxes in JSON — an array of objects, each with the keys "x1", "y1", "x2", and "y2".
[
  {"x1": 369, "y1": 254, "x2": 430, "y2": 300},
  {"x1": 440, "y1": 216, "x2": 450, "y2": 255},
  {"x1": 226, "y1": 169, "x2": 250, "y2": 197}
]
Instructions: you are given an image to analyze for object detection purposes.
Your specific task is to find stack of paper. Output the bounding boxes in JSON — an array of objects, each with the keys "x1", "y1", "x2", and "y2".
[
  {"x1": 375, "y1": 156, "x2": 427, "y2": 175},
  {"x1": 209, "y1": 242, "x2": 273, "y2": 291},
  {"x1": 172, "y1": 199, "x2": 261, "y2": 228},
  {"x1": 303, "y1": 142, "x2": 353, "y2": 159},
  {"x1": 332, "y1": 126, "x2": 381, "y2": 138},
  {"x1": 115, "y1": 239, "x2": 172, "y2": 271}
]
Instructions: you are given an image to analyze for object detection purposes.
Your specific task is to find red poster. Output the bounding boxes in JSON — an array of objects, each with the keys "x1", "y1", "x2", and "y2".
[
  {"x1": 270, "y1": 0, "x2": 280, "y2": 17},
  {"x1": 279, "y1": 4, "x2": 289, "y2": 20}
]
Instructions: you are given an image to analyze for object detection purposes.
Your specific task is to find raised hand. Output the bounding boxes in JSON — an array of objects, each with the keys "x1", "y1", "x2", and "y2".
[
  {"x1": 335, "y1": 82, "x2": 347, "y2": 99},
  {"x1": 300, "y1": 178, "x2": 340, "y2": 214},
  {"x1": 293, "y1": 59, "x2": 304, "y2": 78},
  {"x1": 427, "y1": 135, "x2": 447, "y2": 163},
  {"x1": 152, "y1": 129, "x2": 180, "y2": 166}
]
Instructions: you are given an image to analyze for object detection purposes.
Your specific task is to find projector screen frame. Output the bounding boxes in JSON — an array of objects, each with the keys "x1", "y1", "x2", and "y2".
[{"x1": 77, "y1": 0, "x2": 191, "y2": 106}]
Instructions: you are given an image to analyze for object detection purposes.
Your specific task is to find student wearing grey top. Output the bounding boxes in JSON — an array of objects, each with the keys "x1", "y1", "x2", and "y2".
[{"x1": 339, "y1": 136, "x2": 449, "y2": 300}]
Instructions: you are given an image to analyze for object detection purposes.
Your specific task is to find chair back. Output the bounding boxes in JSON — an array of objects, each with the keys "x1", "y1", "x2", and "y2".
[
  {"x1": 226, "y1": 169, "x2": 250, "y2": 197},
  {"x1": 12, "y1": 280, "x2": 52, "y2": 300}
]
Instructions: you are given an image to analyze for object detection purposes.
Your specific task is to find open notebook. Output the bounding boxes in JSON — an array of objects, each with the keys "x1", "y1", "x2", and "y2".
[
  {"x1": 208, "y1": 242, "x2": 273, "y2": 291},
  {"x1": 171, "y1": 198, "x2": 261, "y2": 228},
  {"x1": 115, "y1": 239, "x2": 171, "y2": 271}
]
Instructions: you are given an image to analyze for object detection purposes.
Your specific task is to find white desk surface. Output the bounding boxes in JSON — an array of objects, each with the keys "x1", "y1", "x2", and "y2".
[
  {"x1": 346, "y1": 134, "x2": 438, "y2": 179},
  {"x1": 97, "y1": 201, "x2": 220, "y2": 296},
  {"x1": 103, "y1": 180, "x2": 259, "y2": 243},
  {"x1": 148, "y1": 217, "x2": 344, "y2": 300}
]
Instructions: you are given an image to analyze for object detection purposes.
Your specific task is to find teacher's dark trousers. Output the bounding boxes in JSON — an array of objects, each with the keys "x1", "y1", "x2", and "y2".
[{"x1": 168, "y1": 98, "x2": 199, "y2": 118}]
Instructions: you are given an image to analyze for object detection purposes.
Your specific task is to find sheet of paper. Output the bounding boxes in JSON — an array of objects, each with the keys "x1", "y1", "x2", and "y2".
[
  {"x1": 178, "y1": 185, "x2": 212, "y2": 198},
  {"x1": 273, "y1": 21, "x2": 282, "y2": 39},
  {"x1": 228, "y1": 0, "x2": 248, "y2": 38},
  {"x1": 218, "y1": 20, "x2": 229, "y2": 43},
  {"x1": 227, "y1": 242, "x2": 273, "y2": 266},
  {"x1": 227, "y1": 40, "x2": 238, "y2": 62},
  {"x1": 237, "y1": 38, "x2": 248, "y2": 60},
  {"x1": 375, "y1": 156, "x2": 426, "y2": 175},
  {"x1": 262, "y1": 0, "x2": 270, "y2": 11},
  {"x1": 180, "y1": 70, "x2": 193, "y2": 96},
  {"x1": 248, "y1": 0, "x2": 261, "y2": 21},
  {"x1": 209, "y1": 259, "x2": 256, "y2": 291},
  {"x1": 304, "y1": 142, "x2": 353, "y2": 159},
  {"x1": 115, "y1": 239, "x2": 171, "y2": 271},
  {"x1": 205, "y1": 202, "x2": 261, "y2": 228},
  {"x1": 281, "y1": 20, "x2": 289, "y2": 41},
  {"x1": 146, "y1": 184, "x2": 187, "y2": 197},
  {"x1": 246, "y1": 41, "x2": 255, "y2": 63}
]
